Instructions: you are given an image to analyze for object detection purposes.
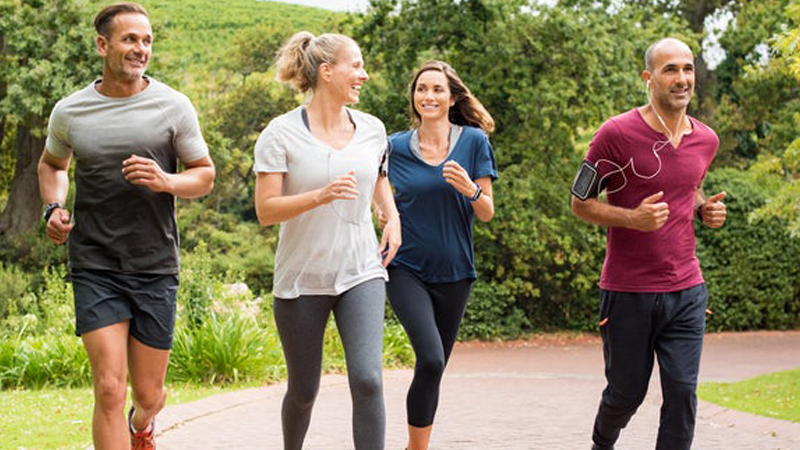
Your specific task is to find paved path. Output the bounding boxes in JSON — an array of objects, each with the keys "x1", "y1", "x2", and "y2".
[{"x1": 154, "y1": 331, "x2": 800, "y2": 449}]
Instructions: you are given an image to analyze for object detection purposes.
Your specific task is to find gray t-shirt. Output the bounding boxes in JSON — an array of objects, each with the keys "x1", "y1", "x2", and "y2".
[
  {"x1": 46, "y1": 78, "x2": 209, "y2": 274},
  {"x1": 253, "y1": 106, "x2": 388, "y2": 299}
]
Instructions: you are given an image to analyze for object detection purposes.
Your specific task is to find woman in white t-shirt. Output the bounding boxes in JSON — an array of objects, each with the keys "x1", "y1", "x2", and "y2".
[{"x1": 253, "y1": 31, "x2": 401, "y2": 450}]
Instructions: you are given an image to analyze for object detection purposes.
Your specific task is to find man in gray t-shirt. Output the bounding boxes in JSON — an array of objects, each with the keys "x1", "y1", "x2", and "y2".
[{"x1": 37, "y1": 3, "x2": 214, "y2": 449}]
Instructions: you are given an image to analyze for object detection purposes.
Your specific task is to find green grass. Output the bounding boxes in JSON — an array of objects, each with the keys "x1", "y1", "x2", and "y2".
[
  {"x1": 0, "y1": 383, "x2": 252, "y2": 449},
  {"x1": 698, "y1": 367, "x2": 800, "y2": 422},
  {"x1": 140, "y1": 0, "x2": 339, "y2": 69},
  {"x1": 130, "y1": 0, "x2": 344, "y2": 101}
]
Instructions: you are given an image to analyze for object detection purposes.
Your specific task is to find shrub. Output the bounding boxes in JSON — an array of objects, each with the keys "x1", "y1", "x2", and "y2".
[
  {"x1": 178, "y1": 203, "x2": 277, "y2": 296},
  {"x1": 697, "y1": 168, "x2": 800, "y2": 330},
  {"x1": 0, "y1": 263, "x2": 31, "y2": 324},
  {"x1": 0, "y1": 335, "x2": 90, "y2": 389},
  {"x1": 2, "y1": 265, "x2": 73, "y2": 339},
  {"x1": 169, "y1": 311, "x2": 281, "y2": 384},
  {"x1": 460, "y1": 279, "x2": 529, "y2": 340}
]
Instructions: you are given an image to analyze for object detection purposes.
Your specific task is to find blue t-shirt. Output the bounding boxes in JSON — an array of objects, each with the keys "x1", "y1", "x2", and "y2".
[{"x1": 388, "y1": 125, "x2": 498, "y2": 283}]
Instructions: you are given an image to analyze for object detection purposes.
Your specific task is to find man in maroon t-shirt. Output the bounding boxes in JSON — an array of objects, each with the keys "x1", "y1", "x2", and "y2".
[{"x1": 571, "y1": 38, "x2": 727, "y2": 450}]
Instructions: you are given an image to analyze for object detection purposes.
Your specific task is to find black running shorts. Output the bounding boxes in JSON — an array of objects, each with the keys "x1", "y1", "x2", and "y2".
[{"x1": 71, "y1": 269, "x2": 179, "y2": 350}]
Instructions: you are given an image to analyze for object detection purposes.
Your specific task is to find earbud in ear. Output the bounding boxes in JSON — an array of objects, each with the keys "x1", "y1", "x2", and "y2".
[{"x1": 646, "y1": 79, "x2": 651, "y2": 88}]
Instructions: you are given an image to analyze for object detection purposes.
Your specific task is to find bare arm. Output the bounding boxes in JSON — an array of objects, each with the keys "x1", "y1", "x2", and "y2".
[
  {"x1": 442, "y1": 161, "x2": 495, "y2": 222},
  {"x1": 372, "y1": 175, "x2": 401, "y2": 266},
  {"x1": 571, "y1": 191, "x2": 670, "y2": 232},
  {"x1": 38, "y1": 150, "x2": 73, "y2": 244},
  {"x1": 470, "y1": 177, "x2": 494, "y2": 222},
  {"x1": 39, "y1": 150, "x2": 71, "y2": 205},
  {"x1": 122, "y1": 155, "x2": 215, "y2": 199},
  {"x1": 254, "y1": 171, "x2": 360, "y2": 226}
]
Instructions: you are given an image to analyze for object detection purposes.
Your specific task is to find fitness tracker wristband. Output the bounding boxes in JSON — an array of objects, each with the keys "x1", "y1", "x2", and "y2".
[{"x1": 469, "y1": 183, "x2": 482, "y2": 202}]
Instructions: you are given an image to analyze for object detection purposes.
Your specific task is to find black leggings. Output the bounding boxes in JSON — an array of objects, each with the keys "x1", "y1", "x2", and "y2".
[{"x1": 386, "y1": 266, "x2": 472, "y2": 427}]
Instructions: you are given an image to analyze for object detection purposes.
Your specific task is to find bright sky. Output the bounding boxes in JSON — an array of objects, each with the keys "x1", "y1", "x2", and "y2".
[{"x1": 262, "y1": 0, "x2": 370, "y2": 12}]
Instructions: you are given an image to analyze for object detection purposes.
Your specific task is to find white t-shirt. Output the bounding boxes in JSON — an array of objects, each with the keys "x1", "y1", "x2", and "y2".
[{"x1": 253, "y1": 106, "x2": 388, "y2": 298}]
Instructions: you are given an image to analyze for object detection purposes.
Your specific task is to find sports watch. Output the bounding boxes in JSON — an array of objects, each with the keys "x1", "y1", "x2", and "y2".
[{"x1": 43, "y1": 202, "x2": 63, "y2": 223}]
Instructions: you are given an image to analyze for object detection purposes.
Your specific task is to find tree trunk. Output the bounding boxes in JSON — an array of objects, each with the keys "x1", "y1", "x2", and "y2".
[{"x1": 0, "y1": 125, "x2": 45, "y2": 237}]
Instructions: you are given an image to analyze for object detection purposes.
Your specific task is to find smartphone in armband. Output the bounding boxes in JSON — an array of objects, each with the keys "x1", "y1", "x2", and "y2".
[{"x1": 571, "y1": 161, "x2": 600, "y2": 200}]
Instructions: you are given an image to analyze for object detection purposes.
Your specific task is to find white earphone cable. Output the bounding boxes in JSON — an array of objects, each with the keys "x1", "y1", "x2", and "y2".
[{"x1": 594, "y1": 90, "x2": 686, "y2": 195}]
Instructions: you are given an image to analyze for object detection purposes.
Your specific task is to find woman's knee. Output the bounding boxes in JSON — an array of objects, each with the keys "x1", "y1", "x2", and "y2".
[
  {"x1": 350, "y1": 368, "x2": 383, "y2": 399},
  {"x1": 286, "y1": 381, "x2": 320, "y2": 410},
  {"x1": 416, "y1": 354, "x2": 446, "y2": 380}
]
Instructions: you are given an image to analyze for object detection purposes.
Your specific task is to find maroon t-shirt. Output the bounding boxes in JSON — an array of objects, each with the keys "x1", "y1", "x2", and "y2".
[{"x1": 585, "y1": 108, "x2": 718, "y2": 292}]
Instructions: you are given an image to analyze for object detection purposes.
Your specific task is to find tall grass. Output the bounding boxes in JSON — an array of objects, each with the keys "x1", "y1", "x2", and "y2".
[
  {"x1": 0, "y1": 335, "x2": 91, "y2": 389},
  {"x1": 169, "y1": 311, "x2": 284, "y2": 384}
]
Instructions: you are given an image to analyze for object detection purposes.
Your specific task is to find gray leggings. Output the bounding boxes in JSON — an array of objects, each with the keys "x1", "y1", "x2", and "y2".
[{"x1": 274, "y1": 278, "x2": 386, "y2": 450}]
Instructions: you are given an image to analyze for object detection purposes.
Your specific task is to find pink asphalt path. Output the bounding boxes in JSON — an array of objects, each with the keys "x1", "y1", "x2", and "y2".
[{"x1": 152, "y1": 331, "x2": 800, "y2": 449}]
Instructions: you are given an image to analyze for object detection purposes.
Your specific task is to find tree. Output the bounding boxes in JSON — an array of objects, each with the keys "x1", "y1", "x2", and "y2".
[
  {"x1": 748, "y1": 2, "x2": 800, "y2": 235},
  {"x1": 709, "y1": 0, "x2": 798, "y2": 165},
  {"x1": 0, "y1": 0, "x2": 97, "y2": 238},
  {"x1": 199, "y1": 25, "x2": 300, "y2": 219}
]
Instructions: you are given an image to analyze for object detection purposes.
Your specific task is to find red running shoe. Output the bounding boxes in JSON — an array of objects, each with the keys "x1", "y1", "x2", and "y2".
[{"x1": 128, "y1": 406, "x2": 156, "y2": 450}]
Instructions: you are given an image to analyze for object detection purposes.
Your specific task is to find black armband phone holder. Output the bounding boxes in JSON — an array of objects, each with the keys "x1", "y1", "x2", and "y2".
[{"x1": 570, "y1": 161, "x2": 601, "y2": 200}]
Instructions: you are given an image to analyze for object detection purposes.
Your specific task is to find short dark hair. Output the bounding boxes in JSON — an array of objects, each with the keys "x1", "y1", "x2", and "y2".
[{"x1": 94, "y1": 2, "x2": 148, "y2": 37}]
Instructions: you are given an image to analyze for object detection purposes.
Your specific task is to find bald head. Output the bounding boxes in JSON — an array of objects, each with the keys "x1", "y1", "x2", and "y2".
[{"x1": 645, "y1": 38, "x2": 693, "y2": 71}]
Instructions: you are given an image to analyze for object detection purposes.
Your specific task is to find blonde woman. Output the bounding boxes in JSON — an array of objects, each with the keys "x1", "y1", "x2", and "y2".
[{"x1": 253, "y1": 32, "x2": 401, "y2": 450}]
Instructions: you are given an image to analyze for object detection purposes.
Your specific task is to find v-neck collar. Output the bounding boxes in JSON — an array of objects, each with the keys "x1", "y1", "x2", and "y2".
[
  {"x1": 634, "y1": 108, "x2": 695, "y2": 151},
  {"x1": 301, "y1": 106, "x2": 357, "y2": 152},
  {"x1": 410, "y1": 124, "x2": 464, "y2": 167}
]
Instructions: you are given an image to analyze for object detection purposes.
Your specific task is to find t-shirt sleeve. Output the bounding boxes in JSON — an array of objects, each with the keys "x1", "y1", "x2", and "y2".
[
  {"x1": 45, "y1": 101, "x2": 72, "y2": 158},
  {"x1": 584, "y1": 120, "x2": 626, "y2": 192},
  {"x1": 174, "y1": 95, "x2": 210, "y2": 163},
  {"x1": 253, "y1": 121, "x2": 287, "y2": 173},
  {"x1": 585, "y1": 120, "x2": 621, "y2": 175},
  {"x1": 473, "y1": 131, "x2": 498, "y2": 181}
]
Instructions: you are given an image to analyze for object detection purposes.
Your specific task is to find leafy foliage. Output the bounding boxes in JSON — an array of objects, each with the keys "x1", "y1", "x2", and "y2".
[
  {"x1": 697, "y1": 168, "x2": 800, "y2": 330},
  {"x1": 0, "y1": 0, "x2": 97, "y2": 128}
]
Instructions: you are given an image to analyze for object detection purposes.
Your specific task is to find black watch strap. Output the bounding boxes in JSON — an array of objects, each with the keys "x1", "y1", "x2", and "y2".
[
  {"x1": 469, "y1": 183, "x2": 482, "y2": 202},
  {"x1": 43, "y1": 202, "x2": 63, "y2": 223}
]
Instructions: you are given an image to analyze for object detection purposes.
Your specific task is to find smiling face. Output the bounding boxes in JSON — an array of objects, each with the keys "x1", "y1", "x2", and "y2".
[
  {"x1": 97, "y1": 12, "x2": 152, "y2": 83},
  {"x1": 413, "y1": 69, "x2": 454, "y2": 123},
  {"x1": 644, "y1": 40, "x2": 695, "y2": 113},
  {"x1": 324, "y1": 42, "x2": 368, "y2": 105}
]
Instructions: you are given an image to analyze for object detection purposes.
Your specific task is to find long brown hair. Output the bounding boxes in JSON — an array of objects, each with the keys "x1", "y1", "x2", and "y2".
[{"x1": 408, "y1": 61, "x2": 495, "y2": 134}]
